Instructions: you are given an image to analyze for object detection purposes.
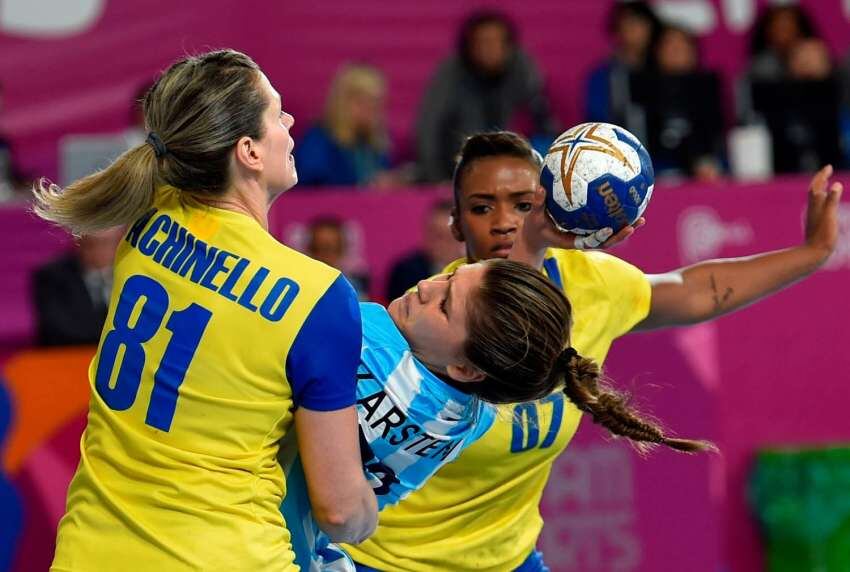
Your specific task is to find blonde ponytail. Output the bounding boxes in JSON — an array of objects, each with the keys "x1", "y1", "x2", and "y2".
[{"x1": 33, "y1": 142, "x2": 159, "y2": 235}]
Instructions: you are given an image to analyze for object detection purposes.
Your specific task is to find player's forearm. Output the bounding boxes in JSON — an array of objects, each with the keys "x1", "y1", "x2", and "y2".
[{"x1": 647, "y1": 245, "x2": 829, "y2": 328}]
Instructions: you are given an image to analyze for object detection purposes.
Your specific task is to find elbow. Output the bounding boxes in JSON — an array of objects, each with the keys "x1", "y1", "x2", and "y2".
[{"x1": 312, "y1": 494, "x2": 378, "y2": 544}]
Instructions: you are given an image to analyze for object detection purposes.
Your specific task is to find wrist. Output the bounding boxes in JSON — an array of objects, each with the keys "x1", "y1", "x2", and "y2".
[{"x1": 800, "y1": 242, "x2": 833, "y2": 269}]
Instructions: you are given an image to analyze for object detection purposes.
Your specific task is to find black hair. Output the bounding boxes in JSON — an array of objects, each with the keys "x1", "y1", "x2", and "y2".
[
  {"x1": 750, "y1": 5, "x2": 818, "y2": 56},
  {"x1": 451, "y1": 131, "x2": 542, "y2": 207},
  {"x1": 457, "y1": 10, "x2": 518, "y2": 69}
]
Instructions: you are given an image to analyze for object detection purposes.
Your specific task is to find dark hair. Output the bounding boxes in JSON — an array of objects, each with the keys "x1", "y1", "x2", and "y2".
[
  {"x1": 457, "y1": 10, "x2": 518, "y2": 68},
  {"x1": 452, "y1": 131, "x2": 542, "y2": 207},
  {"x1": 466, "y1": 259, "x2": 714, "y2": 454},
  {"x1": 750, "y1": 5, "x2": 818, "y2": 56},
  {"x1": 34, "y1": 49, "x2": 268, "y2": 235},
  {"x1": 607, "y1": 0, "x2": 662, "y2": 42}
]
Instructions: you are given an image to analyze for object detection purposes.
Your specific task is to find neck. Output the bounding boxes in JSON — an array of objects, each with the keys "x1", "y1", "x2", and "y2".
[{"x1": 201, "y1": 182, "x2": 270, "y2": 230}]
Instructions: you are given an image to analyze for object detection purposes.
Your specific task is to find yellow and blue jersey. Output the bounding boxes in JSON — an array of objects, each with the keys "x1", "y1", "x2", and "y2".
[
  {"x1": 344, "y1": 248, "x2": 651, "y2": 572},
  {"x1": 51, "y1": 187, "x2": 362, "y2": 572}
]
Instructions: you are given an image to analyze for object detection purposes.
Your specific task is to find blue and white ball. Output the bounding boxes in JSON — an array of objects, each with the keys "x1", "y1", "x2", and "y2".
[{"x1": 540, "y1": 122, "x2": 654, "y2": 235}]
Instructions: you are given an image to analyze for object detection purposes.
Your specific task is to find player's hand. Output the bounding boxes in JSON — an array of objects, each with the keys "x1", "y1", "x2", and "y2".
[
  {"x1": 521, "y1": 186, "x2": 644, "y2": 252},
  {"x1": 803, "y1": 165, "x2": 843, "y2": 264}
]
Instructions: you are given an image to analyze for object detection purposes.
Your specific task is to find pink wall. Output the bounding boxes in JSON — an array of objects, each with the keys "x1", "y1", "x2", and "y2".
[{"x1": 2, "y1": 1, "x2": 849, "y2": 181}]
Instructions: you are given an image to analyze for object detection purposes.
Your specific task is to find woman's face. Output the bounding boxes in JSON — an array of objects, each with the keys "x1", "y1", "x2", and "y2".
[
  {"x1": 767, "y1": 9, "x2": 802, "y2": 55},
  {"x1": 256, "y1": 73, "x2": 298, "y2": 193},
  {"x1": 387, "y1": 262, "x2": 487, "y2": 379},
  {"x1": 454, "y1": 156, "x2": 537, "y2": 261},
  {"x1": 617, "y1": 12, "x2": 653, "y2": 53},
  {"x1": 347, "y1": 88, "x2": 384, "y2": 134},
  {"x1": 656, "y1": 29, "x2": 698, "y2": 74}
]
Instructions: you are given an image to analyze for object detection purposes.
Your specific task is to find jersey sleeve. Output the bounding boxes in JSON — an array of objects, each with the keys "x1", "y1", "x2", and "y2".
[
  {"x1": 285, "y1": 274, "x2": 362, "y2": 411},
  {"x1": 580, "y1": 251, "x2": 652, "y2": 338}
]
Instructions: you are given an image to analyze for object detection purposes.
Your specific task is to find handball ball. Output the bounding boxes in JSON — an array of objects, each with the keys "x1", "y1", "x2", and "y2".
[{"x1": 540, "y1": 122, "x2": 654, "y2": 235}]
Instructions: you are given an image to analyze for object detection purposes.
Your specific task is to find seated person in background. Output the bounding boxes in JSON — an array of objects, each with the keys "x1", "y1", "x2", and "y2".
[
  {"x1": 749, "y1": 39, "x2": 841, "y2": 173},
  {"x1": 31, "y1": 226, "x2": 124, "y2": 346},
  {"x1": 306, "y1": 216, "x2": 371, "y2": 300},
  {"x1": 415, "y1": 10, "x2": 557, "y2": 183},
  {"x1": 746, "y1": 4, "x2": 820, "y2": 82},
  {"x1": 296, "y1": 64, "x2": 398, "y2": 187},
  {"x1": 628, "y1": 25, "x2": 724, "y2": 180},
  {"x1": 385, "y1": 198, "x2": 463, "y2": 301},
  {"x1": 584, "y1": 0, "x2": 661, "y2": 124}
]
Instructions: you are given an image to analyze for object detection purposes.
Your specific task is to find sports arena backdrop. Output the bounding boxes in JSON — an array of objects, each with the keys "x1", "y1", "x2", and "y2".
[{"x1": 1, "y1": 2, "x2": 849, "y2": 572}]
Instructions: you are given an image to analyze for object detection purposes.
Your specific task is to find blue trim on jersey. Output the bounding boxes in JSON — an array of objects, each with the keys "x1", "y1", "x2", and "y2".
[
  {"x1": 514, "y1": 550, "x2": 550, "y2": 572},
  {"x1": 542, "y1": 257, "x2": 563, "y2": 290},
  {"x1": 286, "y1": 274, "x2": 361, "y2": 411}
]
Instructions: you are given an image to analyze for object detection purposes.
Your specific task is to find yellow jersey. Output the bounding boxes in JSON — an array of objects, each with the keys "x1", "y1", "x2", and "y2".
[
  {"x1": 51, "y1": 188, "x2": 362, "y2": 571},
  {"x1": 345, "y1": 248, "x2": 650, "y2": 571}
]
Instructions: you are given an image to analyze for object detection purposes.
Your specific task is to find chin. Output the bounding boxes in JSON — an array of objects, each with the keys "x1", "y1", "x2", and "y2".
[{"x1": 386, "y1": 297, "x2": 400, "y2": 319}]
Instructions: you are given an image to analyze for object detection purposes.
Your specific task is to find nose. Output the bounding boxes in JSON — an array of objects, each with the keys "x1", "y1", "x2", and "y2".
[
  {"x1": 283, "y1": 111, "x2": 295, "y2": 129},
  {"x1": 491, "y1": 204, "x2": 519, "y2": 235},
  {"x1": 416, "y1": 277, "x2": 445, "y2": 303}
]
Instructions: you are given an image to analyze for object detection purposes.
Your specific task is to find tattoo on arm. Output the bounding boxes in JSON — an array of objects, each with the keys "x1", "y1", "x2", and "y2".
[{"x1": 709, "y1": 274, "x2": 734, "y2": 312}]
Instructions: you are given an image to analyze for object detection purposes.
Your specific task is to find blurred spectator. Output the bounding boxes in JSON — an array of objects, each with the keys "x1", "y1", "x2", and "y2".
[
  {"x1": 415, "y1": 10, "x2": 557, "y2": 183},
  {"x1": 31, "y1": 227, "x2": 124, "y2": 346},
  {"x1": 740, "y1": 6, "x2": 842, "y2": 174},
  {"x1": 306, "y1": 216, "x2": 371, "y2": 300},
  {"x1": 628, "y1": 25, "x2": 724, "y2": 180},
  {"x1": 385, "y1": 198, "x2": 463, "y2": 300},
  {"x1": 584, "y1": 1, "x2": 662, "y2": 124},
  {"x1": 747, "y1": 5, "x2": 819, "y2": 82},
  {"x1": 0, "y1": 82, "x2": 31, "y2": 202},
  {"x1": 296, "y1": 64, "x2": 402, "y2": 187}
]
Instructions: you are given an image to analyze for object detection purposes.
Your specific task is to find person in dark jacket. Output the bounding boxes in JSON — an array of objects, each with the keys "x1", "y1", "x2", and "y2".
[{"x1": 31, "y1": 227, "x2": 123, "y2": 346}]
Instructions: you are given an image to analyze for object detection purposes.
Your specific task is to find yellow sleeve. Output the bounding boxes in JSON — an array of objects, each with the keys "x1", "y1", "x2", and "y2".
[
  {"x1": 551, "y1": 248, "x2": 651, "y2": 339},
  {"x1": 439, "y1": 257, "x2": 469, "y2": 275}
]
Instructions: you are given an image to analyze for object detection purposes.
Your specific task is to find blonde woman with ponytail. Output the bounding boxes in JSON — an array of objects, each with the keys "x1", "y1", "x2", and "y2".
[{"x1": 39, "y1": 50, "x2": 377, "y2": 572}]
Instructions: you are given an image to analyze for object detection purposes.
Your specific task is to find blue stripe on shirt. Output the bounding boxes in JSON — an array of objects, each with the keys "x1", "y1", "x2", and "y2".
[{"x1": 543, "y1": 257, "x2": 563, "y2": 290}]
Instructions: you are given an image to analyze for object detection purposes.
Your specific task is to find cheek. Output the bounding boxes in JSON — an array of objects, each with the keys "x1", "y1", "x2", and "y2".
[{"x1": 462, "y1": 216, "x2": 491, "y2": 242}]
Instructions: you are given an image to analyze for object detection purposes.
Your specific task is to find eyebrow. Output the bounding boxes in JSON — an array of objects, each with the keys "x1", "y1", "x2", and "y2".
[{"x1": 466, "y1": 190, "x2": 535, "y2": 201}]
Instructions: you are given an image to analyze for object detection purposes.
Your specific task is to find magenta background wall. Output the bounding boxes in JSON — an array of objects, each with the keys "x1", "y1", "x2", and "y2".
[{"x1": 2, "y1": 0, "x2": 849, "y2": 181}]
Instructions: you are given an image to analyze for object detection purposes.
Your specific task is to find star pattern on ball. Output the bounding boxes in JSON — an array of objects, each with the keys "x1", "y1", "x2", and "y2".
[{"x1": 548, "y1": 124, "x2": 635, "y2": 203}]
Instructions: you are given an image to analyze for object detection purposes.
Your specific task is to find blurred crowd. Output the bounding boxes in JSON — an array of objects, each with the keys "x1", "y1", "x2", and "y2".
[
  {"x1": 11, "y1": 1, "x2": 850, "y2": 343},
  {"x1": 294, "y1": 2, "x2": 850, "y2": 185}
]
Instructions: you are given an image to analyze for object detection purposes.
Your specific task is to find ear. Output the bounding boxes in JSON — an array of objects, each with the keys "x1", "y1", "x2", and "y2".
[
  {"x1": 233, "y1": 135, "x2": 263, "y2": 173},
  {"x1": 449, "y1": 208, "x2": 465, "y2": 242},
  {"x1": 446, "y1": 362, "x2": 485, "y2": 383}
]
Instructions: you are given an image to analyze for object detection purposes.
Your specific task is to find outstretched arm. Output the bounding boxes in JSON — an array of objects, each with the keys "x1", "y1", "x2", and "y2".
[{"x1": 635, "y1": 166, "x2": 843, "y2": 331}]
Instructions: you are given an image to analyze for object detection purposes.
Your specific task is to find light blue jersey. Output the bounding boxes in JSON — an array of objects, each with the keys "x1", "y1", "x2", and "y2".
[{"x1": 282, "y1": 303, "x2": 495, "y2": 570}]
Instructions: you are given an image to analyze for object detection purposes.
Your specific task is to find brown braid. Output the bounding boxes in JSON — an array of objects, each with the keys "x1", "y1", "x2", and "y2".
[{"x1": 559, "y1": 351, "x2": 715, "y2": 454}]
